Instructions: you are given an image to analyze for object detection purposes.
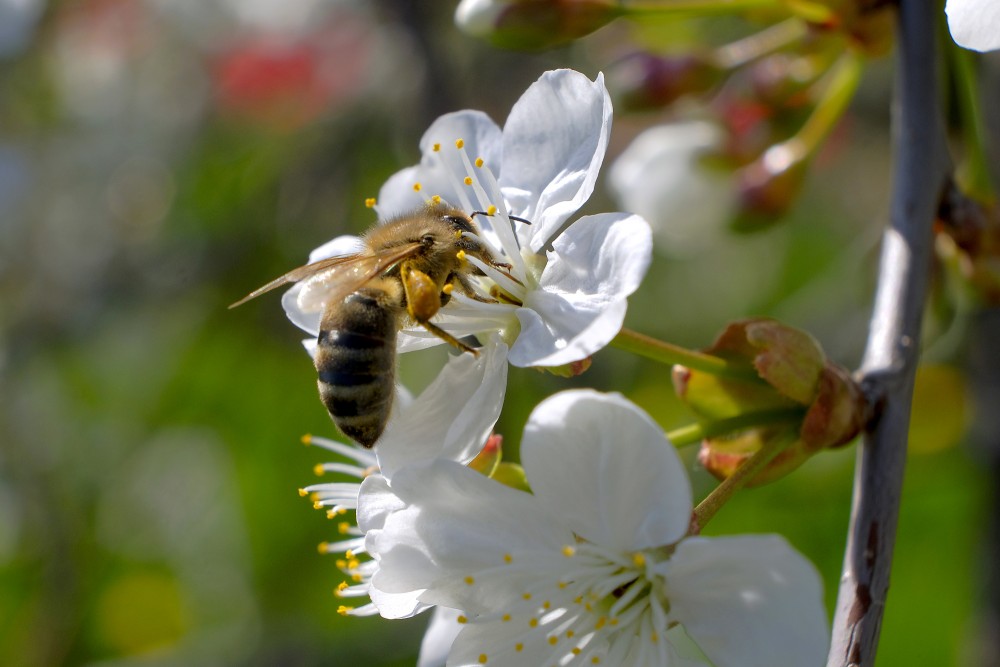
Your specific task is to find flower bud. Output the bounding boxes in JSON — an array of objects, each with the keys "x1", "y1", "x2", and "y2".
[
  {"x1": 678, "y1": 319, "x2": 866, "y2": 485},
  {"x1": 731, "y1": 142, "x2": 808, "y2": 231},
  {"x1": 455, "y1": 0, "x2": 622, "y2": 50},
  {"x1": 469, "y1": 433, "x2": 504, "y2": 477},
  {"x1": 613, "y1": 52, "x2": 724, "y2": 112}
]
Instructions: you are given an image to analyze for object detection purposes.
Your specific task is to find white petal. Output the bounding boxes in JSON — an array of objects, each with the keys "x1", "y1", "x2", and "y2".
[
  {"x1": 369, "y1": 586, "x2": 431, "y2": 620},
  {"x1": 520, "y1": 390, "x2": 692, "y2": 550},
  {"x1": 663, "y1": 535, "x2": 829, "y2": 667},
  {"x1": 946, "y1": 0, "x2": 1000, "y2": 51},
  {"x1": 445, "y1": 615, "x2": 574, "y2": 667},
  {"x1": 507, "y1": 212, "x2": 651, "y2": 366},
  {"x1": 608, "y1": 122, "x2": 734, "y2": 255},
  {"x1": 281, "y1": 235, "x2": 365, "y2": 336},
  {"x1": 375, "y1": 336, "x2": 509, "y2": 477},
  {"x1": 364, "y1": 459, "x2": 571, "y2": 612},
  {"x1": 379, "y1": 111, "x2": 504, "y2": 217},
  {"x1": 509, "y1": 295, "x2": 626, "y2": 368},
  {"x1": 419, "y1": 607, "x2": 463, "y2": 667},
  {"x1": 500, "y1": 70, "x2": 612, "y2": 251}
]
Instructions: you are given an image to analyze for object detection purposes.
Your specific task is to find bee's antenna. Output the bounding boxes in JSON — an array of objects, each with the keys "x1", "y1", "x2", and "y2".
[{"x1": 470, "y1": 210, "x2": 532, "y2": 225}]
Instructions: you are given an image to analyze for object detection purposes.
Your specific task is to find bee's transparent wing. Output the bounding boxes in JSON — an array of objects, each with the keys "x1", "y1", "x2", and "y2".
[{"x1": 230, "y1": 242, "x2": 424, "y2": 310}]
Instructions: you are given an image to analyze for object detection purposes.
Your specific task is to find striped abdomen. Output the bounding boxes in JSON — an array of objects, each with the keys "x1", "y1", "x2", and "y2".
[{"x1": 315, "y1": 289, "x2": 398, "y2": 448}]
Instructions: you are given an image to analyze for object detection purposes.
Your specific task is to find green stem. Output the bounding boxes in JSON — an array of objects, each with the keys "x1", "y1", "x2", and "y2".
[
  {"x1": 689, "y1": 432, "x2": 796, "y2": 532},
  {"x1": 665, "y1": 407, "x2": 806, "y2": 446},
  {"x1": 711, "y1": 19, "x2": 810, "y2": 70},
  {"x1": 794, "y1": 51, "x2": 864, "y2": 157},
  {"x1": 612, "y1": 328, "x2": 762, "y2": 381},
  {"x1": 950, "y1": 46, "x2": 996, "y2": 203}
]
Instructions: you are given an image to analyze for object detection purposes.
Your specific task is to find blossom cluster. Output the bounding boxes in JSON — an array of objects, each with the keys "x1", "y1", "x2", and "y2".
[{"x1": 291, "y1": 70, "x2": 829, "y2": 665}]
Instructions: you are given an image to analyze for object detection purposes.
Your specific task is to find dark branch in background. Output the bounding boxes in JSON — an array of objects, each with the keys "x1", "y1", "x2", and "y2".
[{"x1": 825, "y1": 0, "x2": 951, "y2": 665}]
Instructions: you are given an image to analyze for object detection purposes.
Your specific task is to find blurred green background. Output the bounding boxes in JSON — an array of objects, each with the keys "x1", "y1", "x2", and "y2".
[{"x1": 0, "y1": 1, "x2": 991, "y2": 665}]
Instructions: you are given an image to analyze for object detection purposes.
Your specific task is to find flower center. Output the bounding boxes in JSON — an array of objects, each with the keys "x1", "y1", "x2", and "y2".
[{"x1": 460, "y1": 540, "x2": 672, "y2": 664}]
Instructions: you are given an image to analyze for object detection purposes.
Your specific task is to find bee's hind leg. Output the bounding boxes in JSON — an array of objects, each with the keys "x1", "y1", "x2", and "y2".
[{"x1": 421, "y1": 321, "x2": 479, "y2": 357}]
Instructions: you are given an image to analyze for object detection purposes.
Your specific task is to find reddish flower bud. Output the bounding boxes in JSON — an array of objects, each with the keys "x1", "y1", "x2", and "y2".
[{"x1": 614, "y1": 52, "x2": 724, "y2": 112}]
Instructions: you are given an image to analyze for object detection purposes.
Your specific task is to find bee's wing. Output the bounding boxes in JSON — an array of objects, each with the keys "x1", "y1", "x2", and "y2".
[{"x1": 229, "y1": 242, "x2": 424, "y2": 309}]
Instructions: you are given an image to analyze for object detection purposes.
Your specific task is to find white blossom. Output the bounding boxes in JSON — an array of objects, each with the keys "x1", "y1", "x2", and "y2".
[
  {"x1": 301, "y1": 337, "x2": 508, "y2": 618},
  {"x1": 284, "y1": 69, "x2": 652, "y2": 369},
  {"x1": 946, "y1": 0, "x2": 1000, "y2": 51},
  {"x1": 359, "y1": 390, "x2": 829, "y2": 667}
]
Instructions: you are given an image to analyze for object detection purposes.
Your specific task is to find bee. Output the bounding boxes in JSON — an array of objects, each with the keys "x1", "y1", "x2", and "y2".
[{"x1": 231, "y1": 201, "x2": 516, "y2": 448}]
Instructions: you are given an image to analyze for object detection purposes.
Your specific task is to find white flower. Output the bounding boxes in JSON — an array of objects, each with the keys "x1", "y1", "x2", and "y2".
[
  {"x1": 946, "y1": 0, "x2": 1000, "y2": 51},
  {"x1": 609, "y1": 120, "x2": 734, "y2": 256},
  {"x1": 284, "y1": 69, "x2": 652, "y2": 369},
  {"x1": 301, "y1": 336, "x2": 508, "y2": 618},
  {"x1": 359, "y1": 390, "x2": 829, "y2": 667}
]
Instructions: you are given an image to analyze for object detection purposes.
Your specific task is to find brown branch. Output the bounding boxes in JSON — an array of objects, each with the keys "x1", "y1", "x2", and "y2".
[{"x1": 825, "y1": 1, "x2": 951, "y2": 665}]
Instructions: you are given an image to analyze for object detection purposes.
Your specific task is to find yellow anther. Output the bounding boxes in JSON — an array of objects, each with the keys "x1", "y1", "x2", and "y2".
[
  {"x1": 313, "y1": 464, "x2": 325, "y2": 477},
  {"x1": 475, "y1": 157, "x2": 484, "y2": 168},
  {"x1": 338, "y1": 521, "x2": 350, "y2": 534},
  {"x1": 337, "y1": 605, "x2": 351, "y2": 616},
  {"x1": 595, "y1": 617, "x2": 607, "y2": 630},
  {"x1": 515, "y1": 643, "x2": 524, "y2": 653},
  {"x1": 347, "y1": 558, "x2": 360, "y2": 570},
  {"x1": 486, "y1": 204, "x2": 497, "y2": 216},
  {"x1": 351, "y1": 573, "x2": 362, "y2": 582},
  {"x1": 591, "y1": 657, "x2": 601, "y2": 664},
  {"x1": 443, "y1": 283, "x2": 454, "y2": 295},
  {"x1": 317, "y1": 542, "x2": 329, "y2": 554},
  {"x1": 478, "y1": 654, "x2": 487, "y2": 664},
  {"x1": 345, "y1": 549, "x2": 354, "y2": 559},
  {"x1": 572, "y1": 647, "x2": 582, "y2": 656},
  {"x1": 433, "y1": 143, "x2": 441, "y2": 152},
  {"x1": 336, "y1": 559, "x2": 347, "y2": 569},
  {"x1": 502, "y1": 614, "x2": 511, "y2": 622},
  {"x1": 504, "y1": 553, "x2": 513, "y2": 564},
  {"x1": 337, "y1": 507, "x2": 348, "y2": 515},
  {"x1": 632, "y1": 552, "x2": 646, "y2": 567},
  {"x1": 312, "y1": 501, "x2": 323, "y2": 510},
  {"x1": 609, "y1": 618, "x2": 619, "y2": 626},
  {"x1": 326, "y1": 509, "x2": 336, "y2": 519},
  {"x1": 562, "y1": 545, "x2": 576, "y2": 558},
  {"x1": 301, "y1": 434, "x2": 312, "y2": 445},
  {"x1": 456, "y1": 250, "x2": 467, "y2": 261},
  {"x1": 585, "y1": 602, "x2": 593, "y2": 612},
  {"x1": 413, "y1": 182, "x2": 422, "y2": 192},
  {"x1": 457, "y1": 615, "x2": 468, "y2": 624},
  {"x1": 566, "y1": 630, "x2": 575, "y2": 639},
  {"x1": 574, "y1": 596, "x2": 584, "y2": 605},
  {"x1": 336, "y1": 581, "x2": 348, "y2": 593},
  {"x1": 464, "y1": 576, "x2": 475, "y2": 585},
  {"x1": 455, "y1": 139, "x2": 465, "y2": 149},
  {"x1": 432, "y1": 194, "x2": 442, "y2": 203},
  {"x1": 529, "y1": 618, "x2": 539, "y2": 628},
  {"x1": 522, "y1": 593, "x2": 532, "y2": 601},
  {"x1": 542, "y1": 601, "x2": 551, "y2": 610},
  {"x1": 650, "y1": 631, "x2": 659, "y2": 644},
  {"x1": 558, "y1": 581, "x2": 568, "y2": 589},
  {"x1": 310, "y1": 491, "x2": 321, "y2": 501},
  {"x1": 548, "y1": 636, "x2": 558, "y2": 646},
  {"x1": 364, "y1": 198, "x2": 376, "y2": 208},
  {"x1": 298, "y1": 488, "x2": 308, "y2": 497},
  {"x1": 464, "y1": 176, "x2": 473, "y2": 186}
]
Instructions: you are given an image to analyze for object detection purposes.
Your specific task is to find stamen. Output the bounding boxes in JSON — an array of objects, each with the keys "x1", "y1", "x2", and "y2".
[
  {"x1": 413, "y1": 182, "x2": 422, "y2": 192},
  {"x1": 562, "y1": 545, "x2": 577, "y2": 558},
  {"x1": 475, "y1": 157, "x2": 484, "y2": 168},
  {"x1": 464, "y1": 176, "x2": 473, "y2": 186},
  {"x1": 443, "y1": 283, "x2": 454, "y2": 295},
  {"x1": 432, "y1": 194, "x2": 442, "y2": 204},
  {"x1": 301, "y1": 434, "x2": 312, "y2": 445},
  {"x1": 317, "y1": 542, "x2": 329, "y2": 554},
  {"x1": 433, "y1": 143, "x2": 441, "y2": 152},
  {"x1": 464, "y1": 576, "x2": 475, "y2": 585},
  {"x1": 455, "y1": 139, "x2": 465, "y2": 149},
  {"x1": 364, "y1": 198, "x2": 376, "y2": 208},
  {"x1": 487, "y1": 205, "x2": 497, "y2": 216}
]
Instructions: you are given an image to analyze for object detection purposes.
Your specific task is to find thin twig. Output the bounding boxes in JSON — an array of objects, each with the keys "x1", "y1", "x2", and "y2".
[{"x1": 825, "y1": 2, "x2": 951, "y2": 665}]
